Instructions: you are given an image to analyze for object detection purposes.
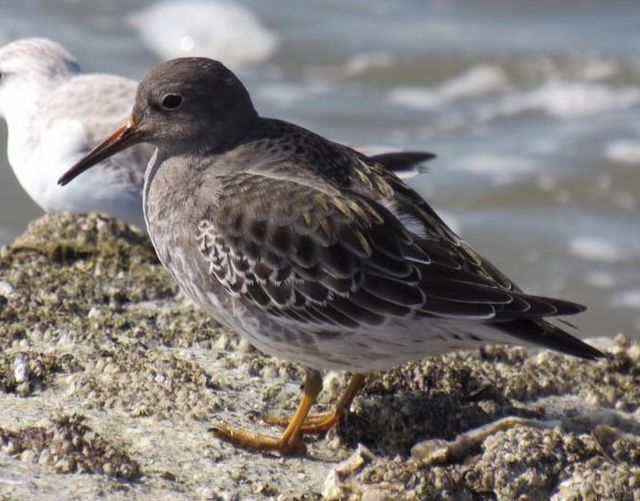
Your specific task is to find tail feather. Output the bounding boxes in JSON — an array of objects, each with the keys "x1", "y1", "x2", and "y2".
[
  {"x1": 371, "y1": 151, "x2": 435, "y2": 179},
  {"x1": 494, "y1": 318, "x2": 605, "y2": 360}
]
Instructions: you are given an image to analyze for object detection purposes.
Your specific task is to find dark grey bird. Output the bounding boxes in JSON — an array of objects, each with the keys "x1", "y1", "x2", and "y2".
[{"x1": 59, "y1": 58, "x2": 604, "y2": 454}]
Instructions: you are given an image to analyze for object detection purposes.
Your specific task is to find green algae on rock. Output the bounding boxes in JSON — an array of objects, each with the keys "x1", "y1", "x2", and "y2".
[{"x1": 0, "y1": 213, "x2": 639, "y2": 499}]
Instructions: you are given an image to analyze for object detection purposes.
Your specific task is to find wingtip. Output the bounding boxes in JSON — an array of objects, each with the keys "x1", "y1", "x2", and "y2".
[
  {"x1": 575, "y1": 341, "x2": 608, "y2": 360},
  {"x1": 370, "y1": 151, "x2": 436, "y2": 177},
  {"x1": 496, "y1": 318, "x2": 607, "y2": 360}
]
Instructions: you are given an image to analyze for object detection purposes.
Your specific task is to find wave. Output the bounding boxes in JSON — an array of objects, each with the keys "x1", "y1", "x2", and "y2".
[
  {"x1": 569, "y1": 237, "x2": 628, "y2": 263},
  {"x1": 388, "y1": 64, "x2": 508, "y2": 111},
  {"x1": 451, "y1": 154, "x2": 536, "y2": 184},
  {"x1": 128, "y1": 1, "x2": 279, "y2": 70},
  {"x1": 606, "y1": 139, "x2": 640, "y2": 164},
  {"x1": 485, "y1": 81, "x2": 640, "y2": 120}
]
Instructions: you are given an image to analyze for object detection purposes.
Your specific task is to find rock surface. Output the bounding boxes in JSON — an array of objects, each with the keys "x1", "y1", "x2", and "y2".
[{"x1": 0, "y1": 214, "x2": 638, "y2": 500}]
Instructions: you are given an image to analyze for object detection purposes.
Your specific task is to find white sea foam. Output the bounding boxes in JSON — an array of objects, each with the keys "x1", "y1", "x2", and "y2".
[
  {"x1": 257, "y1": 81, "x2": 331, "y2": 107},
  {"x1": 453, "y1": 154, "x2": 535, "y2": 184},
  {"x1": 583, "y1": 270, "x2": 617, "y2": 288},
  {"x1": 605, "y1": 140, "x2": 640, "y2": 164},
  {"x1": 569, "y1": 237, "x2": 627, "y2": 263},
  {"x1": 487, "y1": 82, "x2": 640, "y2": 120},
  {"x1": 610, "y1": 290, "x2": 640, "y2": 309},
  {"x1": 257, "y1": 83, "x2": 307, "y2": 107},
  {"x1": 129, "y1": 1, "x2": 278, "y2": 70},
  {"x1": 343, "y1": 52, "x2": 394, "y2": 77},
  {"x1": 389, "y1": 64, "x2": 508, "y2": 111},
  {"x1": 578, "y1": 57, "x2": 619, "y2": 81}
]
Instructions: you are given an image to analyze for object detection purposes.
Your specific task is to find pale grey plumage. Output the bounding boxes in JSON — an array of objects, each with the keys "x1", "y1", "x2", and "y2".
[{"x1": 0, "y1": 38, "x2": 151, "y2": 228}]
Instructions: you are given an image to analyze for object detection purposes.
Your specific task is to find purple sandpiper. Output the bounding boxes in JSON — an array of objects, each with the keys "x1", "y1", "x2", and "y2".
[{"x1": 59, "y1": 57, "x2": 604, "y2": 454}]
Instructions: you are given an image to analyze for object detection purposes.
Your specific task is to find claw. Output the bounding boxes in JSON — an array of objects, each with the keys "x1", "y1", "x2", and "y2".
[
  {"x1": 209, "y1": 372, "x2": 366, "y2": 454},
  {"x1": 210, "y1": 422, "x2": 303, "y2": 454}
]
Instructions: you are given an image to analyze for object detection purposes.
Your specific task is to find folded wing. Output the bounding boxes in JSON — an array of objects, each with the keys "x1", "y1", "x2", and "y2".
[{"x1": 195, "y1": 156, "x2": 590, "y2": 343}]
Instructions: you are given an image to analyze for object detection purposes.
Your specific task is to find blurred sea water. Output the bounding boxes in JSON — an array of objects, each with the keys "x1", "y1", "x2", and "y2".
[{"x1": 0, "y1": 0, "x2": 638, "y2": 339}]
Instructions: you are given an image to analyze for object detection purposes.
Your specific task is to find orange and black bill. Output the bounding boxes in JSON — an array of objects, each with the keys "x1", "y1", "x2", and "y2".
[{"x1": 58, "y1": 119, "x2": 141, "y2": 186}]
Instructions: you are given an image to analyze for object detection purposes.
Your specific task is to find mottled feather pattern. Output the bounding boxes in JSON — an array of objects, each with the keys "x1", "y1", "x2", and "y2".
[{"x1": 192, "y1": 121, "x2": 587, "y2": 343}]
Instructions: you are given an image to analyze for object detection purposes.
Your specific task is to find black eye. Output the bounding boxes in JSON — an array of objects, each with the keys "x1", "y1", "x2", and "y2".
[{"x1": 161, "y1": 93, "x2": 183, "y2": 110}]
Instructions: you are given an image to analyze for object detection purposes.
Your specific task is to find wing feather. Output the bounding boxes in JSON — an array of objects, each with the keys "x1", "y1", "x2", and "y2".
[{"x1": 195, "y1": 156, "x2": 585, "y2": 334}]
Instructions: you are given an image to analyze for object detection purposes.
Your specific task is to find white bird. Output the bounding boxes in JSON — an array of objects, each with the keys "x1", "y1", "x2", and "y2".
[{"x1": 0, "y1": 38, "x2": 151, "y2": 229}]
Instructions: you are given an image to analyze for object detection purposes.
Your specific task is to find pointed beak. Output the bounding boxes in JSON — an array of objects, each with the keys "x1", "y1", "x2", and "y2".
[{"x1": 58, "y1": 118, "x2": 142, "y2": 186}]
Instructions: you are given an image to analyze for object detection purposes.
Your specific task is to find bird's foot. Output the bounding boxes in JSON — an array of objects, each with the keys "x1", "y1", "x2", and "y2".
[
  {"x1": 262, "y1": 411, "x2": 340, "y2": 434},
  {"x1": 209, "y1": 421, "x2": 305, "y2": 454},
  {"x1": 210, "y1": 369, "x2": 324, "y2": 455}
]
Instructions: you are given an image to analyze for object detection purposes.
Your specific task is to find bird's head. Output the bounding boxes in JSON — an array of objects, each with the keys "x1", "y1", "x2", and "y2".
[
  {"x1": 0, "y1": 38, "x2": 79, "y2": 119},
  {"x1": 58, "y1": 57, "x2": 257, "y2": 186}
]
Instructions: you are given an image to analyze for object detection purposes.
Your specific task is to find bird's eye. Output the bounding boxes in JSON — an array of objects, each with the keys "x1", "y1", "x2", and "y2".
[{"x1": 161, "y1": 93, "x2": 183, "y2": 110}]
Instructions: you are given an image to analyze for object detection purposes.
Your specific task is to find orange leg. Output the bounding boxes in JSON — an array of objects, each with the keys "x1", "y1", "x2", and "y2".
[
  {"x1": 210, "y1": 369, "x2": 323, "y2": 454},
  {"x1": 263, "y1": 373, "x2": 366, "y2": 434}
]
